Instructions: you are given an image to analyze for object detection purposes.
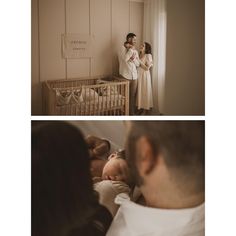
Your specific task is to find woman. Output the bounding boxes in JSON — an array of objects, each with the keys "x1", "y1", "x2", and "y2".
[
  {"x1": 136, "y1": 42, "x2": 154, "y2": 115},
  {"x1": 32, "y1": 121, "x2": 112, "y2": 236}
]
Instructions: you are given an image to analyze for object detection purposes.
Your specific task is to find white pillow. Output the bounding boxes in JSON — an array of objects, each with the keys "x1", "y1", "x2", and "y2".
[
  {"x1": 96, "y1": 80, "x2": 119, "y2": 96},
  {"x1": 94, "y1": 180, "x2": 131, "y2": 217},
  {"x1": 56, "y1": 89, "x2": 72, "y2": 106},
  {"x1": 71, "y1": 88, "x2": 83, "y2": 103},
  {"x1": 81, "y1": 88, "x2": 99, "y2": 101}
]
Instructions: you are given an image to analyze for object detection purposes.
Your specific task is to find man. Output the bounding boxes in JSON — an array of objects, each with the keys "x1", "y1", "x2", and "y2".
[
  {"x1": 118, "y1": 33, "x2": 140, "y2": 115},
  {"x1": 107, "y1": 121, "x2": 205, "y2": 236}
]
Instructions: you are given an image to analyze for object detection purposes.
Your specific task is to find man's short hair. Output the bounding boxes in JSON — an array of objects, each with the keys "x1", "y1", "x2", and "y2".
[
  {"x1": 126, "y1": 33, "x2": 136, "y2": 41},
  {"x1": 126, "y1": 121, "x2": 205, "y2": 193}
]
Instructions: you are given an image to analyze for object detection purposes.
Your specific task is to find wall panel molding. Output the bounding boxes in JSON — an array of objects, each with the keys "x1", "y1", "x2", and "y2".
[{"x1": 39, "y1": 0, "x2": 66, "y2": 81}]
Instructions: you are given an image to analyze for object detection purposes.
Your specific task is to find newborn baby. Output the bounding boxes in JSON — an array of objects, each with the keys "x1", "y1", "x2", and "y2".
[
  {"x1": 124, "y1": 41, "x2": 137, "y2": 63},
  {"x1": 93, "y1": 150, "x2": 131, "y2": 216},
  {"x1": 101, "y1": 150, "x2": 130, "y2": 182}
]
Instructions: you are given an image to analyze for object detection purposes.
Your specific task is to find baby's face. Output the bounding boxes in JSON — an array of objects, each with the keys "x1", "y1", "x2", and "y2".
[
  {"x1": 124, "y1": 42, "x2": 133, "y2": 49},
  {"x1": 102, "y1": 153, "x2": 129, "y2": 182}
]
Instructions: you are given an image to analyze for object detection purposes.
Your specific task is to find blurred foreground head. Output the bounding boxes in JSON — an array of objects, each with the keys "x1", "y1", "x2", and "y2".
[
  {"x1": 32, "y1": 121, "x2": 97, "y2": 236},
  {"x1": 126, "y1": 121, "x2": 205, "y2": 207}
]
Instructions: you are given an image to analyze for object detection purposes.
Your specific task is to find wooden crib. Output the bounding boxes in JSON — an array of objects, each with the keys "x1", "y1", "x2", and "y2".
[{"x1": 42, "y1": 75, "x2": 129, "y2": 115}]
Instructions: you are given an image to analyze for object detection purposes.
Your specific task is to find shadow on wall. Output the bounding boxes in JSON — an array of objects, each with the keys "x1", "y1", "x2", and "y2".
[
  {"x1": 69, "y1": 121, "x2": 126, "y2": 151},
  {"x1": 112, "y1": 33, "x2": 122, "y2": 77}
]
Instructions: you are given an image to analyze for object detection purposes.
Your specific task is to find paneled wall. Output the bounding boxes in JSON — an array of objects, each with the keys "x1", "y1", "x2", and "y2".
[{"x1": 32, "y1": 0, "x2": 144, "y2": 115}]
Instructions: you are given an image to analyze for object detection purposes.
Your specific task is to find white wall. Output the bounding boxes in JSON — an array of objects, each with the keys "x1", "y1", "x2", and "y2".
[
  {"x1": 32, "y1": 0, "x2": 144, "y2": 115},
  {"x1": 164, "y1": 0, "x2": 205, "y2": 115}
]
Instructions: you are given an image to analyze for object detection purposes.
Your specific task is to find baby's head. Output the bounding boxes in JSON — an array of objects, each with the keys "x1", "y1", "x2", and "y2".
[
  {"x1": 124, "y1": 41, "x2": 133, "y2": 49},
  {"x1": 102, "y1": 150, "x2": 130, "y2": 183}
]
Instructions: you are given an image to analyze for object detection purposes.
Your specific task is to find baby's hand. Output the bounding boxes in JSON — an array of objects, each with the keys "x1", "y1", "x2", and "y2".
[
  {"x1": 94, "y1": 180, "x2": 131, "y2": 216},
  {"x1": 130, "y1": 52, "x2": 136, "y2": 61},
  {"x1": 102, "y1": 174, "x2": 124, "y2": 181}
]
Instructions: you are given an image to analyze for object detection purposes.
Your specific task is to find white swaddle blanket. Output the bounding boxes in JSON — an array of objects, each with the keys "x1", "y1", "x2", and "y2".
[{"x1": 94, "y1": 180, "x2": 131, "y2": 217}]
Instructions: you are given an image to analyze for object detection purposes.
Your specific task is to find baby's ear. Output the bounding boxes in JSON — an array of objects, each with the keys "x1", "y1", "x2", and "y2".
[{"x1": 108, "y1": 153, "x2": 116, "y2": 161}]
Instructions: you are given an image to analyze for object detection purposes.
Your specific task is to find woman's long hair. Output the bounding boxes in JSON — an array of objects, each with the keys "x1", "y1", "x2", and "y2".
[
  {"x1": 144, "y1": 42, "x2": 152, "y2": 55},
  {"x1": 32, "y1": 121, "x2": 98, "y2": 236}
]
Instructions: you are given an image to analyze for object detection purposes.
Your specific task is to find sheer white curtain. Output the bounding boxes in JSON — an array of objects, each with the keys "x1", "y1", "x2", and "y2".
[{"x1": 143, "y1": 0, "x2": 167, "y2": 114}]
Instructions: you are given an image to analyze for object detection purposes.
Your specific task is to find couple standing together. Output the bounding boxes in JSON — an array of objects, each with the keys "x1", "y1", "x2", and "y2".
[{"x1": 118, "y1": 33, "x2": 153, "y2": 115}]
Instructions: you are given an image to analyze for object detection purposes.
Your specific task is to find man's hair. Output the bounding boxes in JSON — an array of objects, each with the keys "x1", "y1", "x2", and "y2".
[
  {"x1": 126, "y1": 33, "x2": 136, "y2": 41},
  {"x1": 126, "y1": 121, "x2": 205, "y2": 193},
  {"x1": 32, "y1": 121, "x2": 98, "y2": 236}
]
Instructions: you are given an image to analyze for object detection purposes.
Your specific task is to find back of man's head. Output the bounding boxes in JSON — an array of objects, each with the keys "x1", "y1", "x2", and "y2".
[
  {"x1": 126, "y1": 121, "x2": 205, "y2": 195},
  {"x1": 126, "y1": 33, "x2": 136, "y2": 41}
]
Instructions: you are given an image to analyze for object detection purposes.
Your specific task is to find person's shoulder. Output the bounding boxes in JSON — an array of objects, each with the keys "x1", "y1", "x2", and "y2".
[
  {"x1": 119, "y1": 45, "x2": 127, "y2": 55},
  {"x1": 69, "y1": 205, "x2": 112, "y2": 236},
  {"x1": 94, "y1": 204, "x2": 113, "y2": 226}
]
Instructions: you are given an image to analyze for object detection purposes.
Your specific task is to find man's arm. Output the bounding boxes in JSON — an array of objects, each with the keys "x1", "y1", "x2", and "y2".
[{"x1": 133, "y1": 50, "x2": 140, "y2": 67}]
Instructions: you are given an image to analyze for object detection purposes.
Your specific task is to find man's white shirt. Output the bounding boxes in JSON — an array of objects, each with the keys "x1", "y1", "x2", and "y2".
[
  {"x1": 106, "y1": 193, "x2": 205, "y2": 236},
  {"x1": 118, "y1": 46, "x2": 140, "y2": 80}
]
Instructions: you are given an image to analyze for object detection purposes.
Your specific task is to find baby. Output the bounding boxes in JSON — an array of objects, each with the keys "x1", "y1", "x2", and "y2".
[
  {"x1": 92, "y1": 150, "x2": 130, "y2": 182},
  {"x1": 93, "y1": 150, "x2": 132, "y2": 216},
  {"x1": 124, "y1": 41, "x2": 133, "y2": 50},
  {"x1": 124, "y1": 41, "x2": 137, "y2": 62}
]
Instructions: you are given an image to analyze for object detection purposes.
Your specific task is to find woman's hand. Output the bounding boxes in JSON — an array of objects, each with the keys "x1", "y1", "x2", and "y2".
[{"x1": 140, "y1": 62, "x2": 149, "y2": 71}]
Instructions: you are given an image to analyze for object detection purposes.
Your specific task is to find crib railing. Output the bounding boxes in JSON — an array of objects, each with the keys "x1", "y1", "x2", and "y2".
[{"x1": 42, "y1": 76, "x2": 129, "y2": 116}]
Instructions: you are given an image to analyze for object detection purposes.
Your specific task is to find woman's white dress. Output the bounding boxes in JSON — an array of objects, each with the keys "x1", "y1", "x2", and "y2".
[{"x1": 136, "y1": 54, "x2": 153, "y2": 110}]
